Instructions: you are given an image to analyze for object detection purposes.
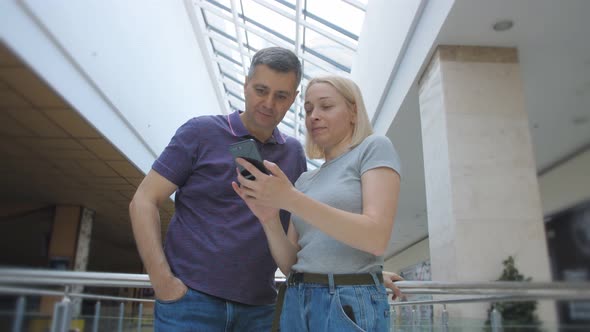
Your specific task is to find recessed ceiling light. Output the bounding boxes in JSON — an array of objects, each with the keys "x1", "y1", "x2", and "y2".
[{"x1": 492, "y1": 20, "x2": 514, "y2": 32}]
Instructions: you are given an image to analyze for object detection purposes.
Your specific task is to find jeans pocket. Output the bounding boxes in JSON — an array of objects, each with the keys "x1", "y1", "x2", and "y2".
[
  {"x1": 155, "y1": 287, "x2": 190, "y2": 305},
  {"x1": 333, "y1": 289, "x2": 367, "y2": 332}
]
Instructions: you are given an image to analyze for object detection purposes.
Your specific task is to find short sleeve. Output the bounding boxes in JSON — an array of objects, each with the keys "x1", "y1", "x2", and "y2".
[
  {"x1": 152, "y1": 119, "x2": 200, "y2": 186},
  {"x1": 359, "y1": 135, "x2": 402, "y2": 177}
]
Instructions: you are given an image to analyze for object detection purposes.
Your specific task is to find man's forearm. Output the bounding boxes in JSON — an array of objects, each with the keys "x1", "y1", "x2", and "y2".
[{"x1": 129, "y1": 198, "x2": 172, "y2": 283}]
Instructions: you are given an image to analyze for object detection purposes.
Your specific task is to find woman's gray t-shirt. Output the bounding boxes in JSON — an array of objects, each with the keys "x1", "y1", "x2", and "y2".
[{"x1": 291, "y1": 135, "x2": 402, "y2": 274}]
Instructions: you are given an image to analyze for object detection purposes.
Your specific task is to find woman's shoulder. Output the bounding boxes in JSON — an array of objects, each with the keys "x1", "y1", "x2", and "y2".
[
  {"x1": 357, "y1": 134, "x2": 402, "y2": 175},
  {"x1": 357, "y1": 134, "x2": 393, "y2": 150}
]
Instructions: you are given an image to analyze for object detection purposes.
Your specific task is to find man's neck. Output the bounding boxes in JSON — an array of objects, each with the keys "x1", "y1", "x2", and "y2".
[{"x1": 239, "y1": 112, "x2": 273, "y2": 142}]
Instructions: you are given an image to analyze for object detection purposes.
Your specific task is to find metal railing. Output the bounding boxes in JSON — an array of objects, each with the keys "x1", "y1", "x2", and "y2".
[
  {"x1": 0, "y1": 268, "x2": 154, "y2": 332},
  {"x1": 1, "y1": 268, "x2": 590, "y2": 331},
  {"x1": 388, "y1": 280, "x2": 590, "y2": 331}
]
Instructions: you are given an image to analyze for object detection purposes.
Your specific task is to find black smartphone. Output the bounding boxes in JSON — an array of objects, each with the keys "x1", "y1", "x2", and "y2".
[
  {"x1": 343, "y1": 305, "x2": 356, "y2": 323},
  {"x1": 229, "y1": 139, "x2": 269, "y2": 180}
]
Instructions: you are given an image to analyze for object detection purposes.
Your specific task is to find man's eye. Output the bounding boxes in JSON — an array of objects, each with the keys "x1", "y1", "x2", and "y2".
[{"x1": 256, "y1": 88, "x2": 265, "y2": 94}]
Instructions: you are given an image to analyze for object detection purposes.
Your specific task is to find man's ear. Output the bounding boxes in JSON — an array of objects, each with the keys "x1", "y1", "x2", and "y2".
[{"x1": 243, "y1": 77, "x2": 249, "y2": 93}]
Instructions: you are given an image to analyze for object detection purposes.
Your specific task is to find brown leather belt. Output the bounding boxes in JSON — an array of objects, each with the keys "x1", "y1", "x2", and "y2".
[
  {"x1": 271, "y1": 272, "x2": 383, "y2": 332},
  {"x1": 287, "y1": 272, "x2": 383, "y2": 285}
]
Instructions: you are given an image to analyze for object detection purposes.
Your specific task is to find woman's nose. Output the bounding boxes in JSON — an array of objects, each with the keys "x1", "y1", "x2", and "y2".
[{"x1": 310, "y1": 109, "x2": 320, "y2": 119}]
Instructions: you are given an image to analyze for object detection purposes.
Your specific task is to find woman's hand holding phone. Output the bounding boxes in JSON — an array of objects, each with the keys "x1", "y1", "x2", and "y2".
[
  {"x1": 233, "y1": 158, "x2": 295, "y2": 212},
  {"x1": 228, "y1": 139, "x2": 269, "y2": 180},
  {"x1": 231, "y1": 161, "x2": 280, "y2": 224},
  {"x1": 229, "y1": 139, "x2": 296, "y2": 218}
]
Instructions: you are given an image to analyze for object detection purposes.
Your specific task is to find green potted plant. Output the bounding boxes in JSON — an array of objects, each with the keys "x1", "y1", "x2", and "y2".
[{"x1": 485, "y1": 256, "x2": 541, "y2": 331}]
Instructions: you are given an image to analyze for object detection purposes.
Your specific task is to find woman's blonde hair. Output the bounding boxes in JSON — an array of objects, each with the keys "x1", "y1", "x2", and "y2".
[{"x1": 304, "y1": 76, "x2": 373, "y2": 159}]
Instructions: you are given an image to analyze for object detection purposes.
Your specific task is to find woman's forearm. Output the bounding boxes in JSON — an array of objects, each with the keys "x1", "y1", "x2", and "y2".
[
  {"x1": 283, "y1": 168, "x2": 400, "y2": 256},
  {"x1": 261, "y1": 218, "x2": 298, "y2": 275},
  {"x1": 285, "y1": 191, "x2": 391, "y2": 255}
]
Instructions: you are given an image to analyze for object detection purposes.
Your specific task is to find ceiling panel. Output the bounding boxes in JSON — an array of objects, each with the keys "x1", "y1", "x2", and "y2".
[
  {"x1": 16, "y1": 137, "x2": 85, "y2": 151},
  {"x1": 0, "y1": 86, "x2": 30, "y2": 108},
  {"x1": 0, "y1": 113, "x2": 36, "y2": 136},
  {"x1": 42, "y1": 109, "x2": 102, "y2": 138},
  {"x1": 0, "y1": 42, "x2": 166, "y2": 272},
  {"x1": 0, "y1": 45, "x2": 22, "y2": 66},
  {"x1": 79, "y1": 138, "x2": 126, "y2": 161},
  {"x1": 106, "y1": 161, "x2": 145, "y2": 178},
  {"x1": 0, "y1": 67, "x2": 68, "y2": 108},
  {"x1": 37, "y1": 148, "x2": 98, "y2": 161},
  {"x1": 77, "y1": 160, "x2": 121, "y2": 177},
  {"x1": 6, "y1": 108, "x2": 69, "y2": 137}
]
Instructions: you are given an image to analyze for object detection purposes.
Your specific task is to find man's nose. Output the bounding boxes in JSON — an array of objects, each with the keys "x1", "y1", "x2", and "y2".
[{"x1": 263, "y1": 94, "x2": 275, "y2": 109}]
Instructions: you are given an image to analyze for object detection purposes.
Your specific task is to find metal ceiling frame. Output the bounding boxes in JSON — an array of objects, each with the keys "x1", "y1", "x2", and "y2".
[
  {"x1": 183, "y1": 0, "x2": 229, "y2": 114},
  {"x1": 200, "y1": 1, "x2": 345, "y2": 74},
  {"x1": 185, "y1": 0, "x2": 366, "y2": 165}
]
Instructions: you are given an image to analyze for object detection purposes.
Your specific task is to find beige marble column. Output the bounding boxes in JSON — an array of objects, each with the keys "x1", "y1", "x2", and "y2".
[
  {"x1": 40, "y1": 205, "x2": 93, "y2": 317},
  {"x1": 71, "y1": 207, "x2": 94, "y2": 316},
  {"x1": 418, "y1": 46, "x2": 556, "y2": 324}
]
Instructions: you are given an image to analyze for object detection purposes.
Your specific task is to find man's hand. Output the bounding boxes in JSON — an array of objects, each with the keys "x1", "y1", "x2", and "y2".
[
  {"x1": 152, "y1": 274, "x2": 188, "y2": 302},
  {"x1": 383, "y1": 271, "x2": 404, "y2": 301}
]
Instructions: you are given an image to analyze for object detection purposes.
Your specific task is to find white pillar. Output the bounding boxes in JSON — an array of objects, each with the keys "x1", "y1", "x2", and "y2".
[{"x1": 418, "y1": 46, "x2": 556, "y2": 324}]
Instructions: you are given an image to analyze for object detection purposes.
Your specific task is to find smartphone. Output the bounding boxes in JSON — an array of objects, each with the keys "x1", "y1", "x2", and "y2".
[
  {"x1": 229, "y1": 139, "x2": 269, "y2": 180},
  {"x1": 343, "y1": 305, "x2": 356, "y2": 323}
]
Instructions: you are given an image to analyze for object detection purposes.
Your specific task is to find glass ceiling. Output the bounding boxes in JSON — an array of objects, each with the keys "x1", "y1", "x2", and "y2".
[{"x1": 187, "y1": 0, "x2": 368, "y2": 167}]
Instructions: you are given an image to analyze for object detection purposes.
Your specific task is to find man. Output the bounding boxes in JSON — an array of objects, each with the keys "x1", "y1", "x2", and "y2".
[{"x1": 129, "y1": 47, "x2": 307, "y2": 331}]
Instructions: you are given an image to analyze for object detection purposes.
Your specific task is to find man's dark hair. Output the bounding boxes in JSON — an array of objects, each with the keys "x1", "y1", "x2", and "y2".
[{"x1": 248, "y1": 47, "x2": 302, "y2": 87}]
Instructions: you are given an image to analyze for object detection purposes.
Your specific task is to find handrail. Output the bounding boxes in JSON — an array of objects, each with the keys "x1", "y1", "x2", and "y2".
[
  {"x1": 0, "y1": 268, "x2": 151, "y2": 288},
  {"x1": 0, "y1": 286, "x2": 154, "y2": 303},
  {"x1": 2, "y1": 284, "x2": 586, "y2": 307},
  {"x1": 1, "y1": 267, "x2": 590, "y2": 305},
  {"x1": 399, "y1": 288, "x2": 590, "y2": 296},
  {"x1": 394, "y1": 280, "x2": 590, "y2": 290},
  {"x1": 3, "y1": 268, "x2": 588, "y2": 332},
  {"x1": 391, "y1": 293, "x2": 590, "y2": 307}
]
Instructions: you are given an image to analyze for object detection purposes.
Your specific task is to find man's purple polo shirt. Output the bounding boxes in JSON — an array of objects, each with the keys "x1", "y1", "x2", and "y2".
[{"x1": 152, "y1": 111, "x2": 307, "y2": 305}]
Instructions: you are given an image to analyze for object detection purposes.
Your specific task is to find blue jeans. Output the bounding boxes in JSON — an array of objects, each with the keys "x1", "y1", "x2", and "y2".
[
  {"x1": 279, "y1": 280, "x2": 390, "y2": 331},
  {"x1": 154, "y1": 287, "x2": 275, "y2": 332}
]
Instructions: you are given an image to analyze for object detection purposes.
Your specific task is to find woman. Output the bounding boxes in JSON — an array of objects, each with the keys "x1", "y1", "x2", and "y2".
[{"x1": 232, "y1": 76, "x2": 401, "y2": 331}]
